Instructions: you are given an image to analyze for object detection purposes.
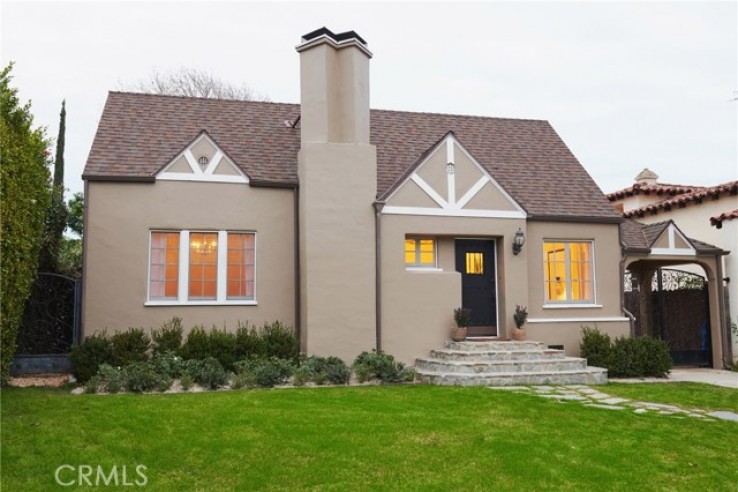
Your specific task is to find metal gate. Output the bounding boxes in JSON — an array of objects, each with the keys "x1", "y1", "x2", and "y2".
[
  {"x1": 11, "y1": 273, "x2": 82, "y2": 374},
  {"x1": 625, "y1": 268, "x2": 711, "y2": 367}
]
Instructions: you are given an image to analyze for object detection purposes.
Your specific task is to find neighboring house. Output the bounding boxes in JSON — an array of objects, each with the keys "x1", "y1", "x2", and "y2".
[
  {"x1": 82, "y1": 28, "x2": 727, "y2": 367},
  {"x1": 608, "y1": 169, "x2": 737, "y2": 364}
]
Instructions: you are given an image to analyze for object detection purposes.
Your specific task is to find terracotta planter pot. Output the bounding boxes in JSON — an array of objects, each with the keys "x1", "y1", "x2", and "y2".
[
  {"x1": 451, "y1": 327, "x2": 468, "y2": 342},
  {"x1": 511, "y1": 328, "x2": 526, "y2": 341}
]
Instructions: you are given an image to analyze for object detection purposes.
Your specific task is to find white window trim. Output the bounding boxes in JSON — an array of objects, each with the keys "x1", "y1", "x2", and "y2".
[
  {"x1": 146, "y1": 229, "x2": 257, "y2": 306},
  {"x1": 543, "y1": 240, "x2": 596, "y2": 305},
  {"x1": 405, "y1": 237, "x2": 437, "y2": 269}
]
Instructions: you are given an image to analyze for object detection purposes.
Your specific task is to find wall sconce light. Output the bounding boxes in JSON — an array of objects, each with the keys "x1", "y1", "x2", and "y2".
[
  {"x1": 512, "y1": 228, "x2": 526, "y2": 255},
  {"x1": 445, "y1": 162, "x2": 455, "y2": 175}
]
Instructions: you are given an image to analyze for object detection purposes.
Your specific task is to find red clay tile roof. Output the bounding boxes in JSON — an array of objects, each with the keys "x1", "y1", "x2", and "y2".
[
  {"x1": 710, "y1": 209, "x2": 738, "y2": 227},
  {"x1": 84, "y1": 92, "x2": 620, "y2": 221},
  {"x1": 620, "y1": 219, "x2": 722, "y2": 253},
  {"x1": 622, "y1": 181, "x2": 738, "y2": 218},
  {"x1": 607, "y1": 182, "x2": 705, "y2": 201}
]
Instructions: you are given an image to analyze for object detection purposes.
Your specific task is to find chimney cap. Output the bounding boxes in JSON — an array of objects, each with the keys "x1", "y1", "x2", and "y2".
[{"x1": 302, "y1": 27, "x2": 367, "y2": 46}]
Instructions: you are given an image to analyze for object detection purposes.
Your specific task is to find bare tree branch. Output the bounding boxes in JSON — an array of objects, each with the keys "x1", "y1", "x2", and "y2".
[{"x1": 119, "y1": 67, "x2": 269, "y2": 101}]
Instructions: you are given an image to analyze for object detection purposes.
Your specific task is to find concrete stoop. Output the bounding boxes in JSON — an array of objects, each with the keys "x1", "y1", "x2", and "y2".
[{"x1": 415, "y1": 340, "x2": 607, "y2": 386}]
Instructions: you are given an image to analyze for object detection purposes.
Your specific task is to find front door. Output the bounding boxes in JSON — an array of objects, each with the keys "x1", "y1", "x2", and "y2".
[{"x1": 455, "y1": 239, "x2": 497, "y2": 336}]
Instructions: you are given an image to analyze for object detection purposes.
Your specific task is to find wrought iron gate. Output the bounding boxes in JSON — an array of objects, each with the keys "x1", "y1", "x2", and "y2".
[
  {"x1": 11, "y1": 273, "x2": 81, "y2": 374},
  {"x1": 624, "y1": 268, "x2": 711, "y2": 367}
]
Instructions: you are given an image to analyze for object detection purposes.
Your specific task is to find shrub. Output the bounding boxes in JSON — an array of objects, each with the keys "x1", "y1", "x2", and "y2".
[
  {"x1": 152, "y1": 351, "x2": 184, "y2": 379},
  {"x1": 180, "y1": 326, "x2": 210, "y2": 361},
  {"x1": 604, "y1": 335, "x2": 672, "y2": 378},
  {"x1": 185, "y1": 357, "x2": 229, "y2": 389},
  {"x1": 261, "y1": 321, "x2": 299, "y2": 361},
  {"x1": 110, "y1": 328, "x2": 150, "y2": 367},
  {"x1": 179, "y1": 372, "x2": 194, "y2": 391},
  {"x1": 353, "y1": 350, "x2": 412, "y2": 383},
  {"x1": 580, "y1": 326, "x2": 612, "y2": 368},
  {"x1": 253, "y1": 358, "x2": 294, "y2": 388},
  {"x1": 234, "y1": 322, "x2": 264, "y2": 360},
  {"x1": 123, "y1": 361, "x2": 160, "y2": 393},
  {"x1": 97, "y1": 364, "x2": 125, "y2": 394},
  {"x1": 292, "y1": 366, "x2": 312, "y2": 387},
  {"x1": 635, "y1": 336, "x2": 672, "y2": 378},
  {"x1": 84, "y1": 375, "x2": 100, "y2": 394},
  {"x1": 230, "y1": 371, "x2": 256, "y2": 390},
  {"x1": 323, "y1": 357, "x2": 351, "y2": 385},
  {"x1": 69, "y1": 332, "x2": 113, "y2": 383},
  {"x1": 206, "y1": 328, "x2": 237, "y2": 371},
  {"x1": 152, "y1": 317, "x2": 183, "y2": 354}
]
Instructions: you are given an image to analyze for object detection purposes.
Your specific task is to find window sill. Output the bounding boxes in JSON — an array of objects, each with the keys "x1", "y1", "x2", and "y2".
[
  {"x1": 405, "y1": 267, "x2": 444, "y2": 273},
  {"x1": 145, "y1": 300, "x2": 257, "y2": 307},
  {"x1": 543, "y1": 304, "x2": 602, "y2": 309}
]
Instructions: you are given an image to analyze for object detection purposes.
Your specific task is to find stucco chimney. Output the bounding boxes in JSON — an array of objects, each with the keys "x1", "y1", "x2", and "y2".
[
  {"x1": 295, "y1": 28, "x2": 377, "y2": 362},
  {"x1": 296, "y1": 27, "x2": 372, "y2": 144},
  {"x1": 635, "y1": 168, "x2": 659, "y2": 186}
]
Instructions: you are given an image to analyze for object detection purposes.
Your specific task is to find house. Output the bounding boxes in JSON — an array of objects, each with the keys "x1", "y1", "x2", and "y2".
[
  {"x1": 608, "y1": 169, "x2": 737, "y2": 365},
  {"x1": 83, "y1": 27, "x2": 683, "y2": 366}
]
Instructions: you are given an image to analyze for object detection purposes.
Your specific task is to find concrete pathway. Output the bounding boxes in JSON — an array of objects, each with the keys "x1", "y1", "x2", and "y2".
[
  {"x1": 489, "y1": 385, "x2": 738, "y2": 423},
  {"x1": 610, "y1": 368, "x2": 737, "y2": 389}
]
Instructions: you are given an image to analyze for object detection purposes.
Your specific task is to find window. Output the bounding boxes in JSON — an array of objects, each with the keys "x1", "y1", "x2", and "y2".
[
  {"x1": 148, "y1": 230, "x2": 256, "y2": 304},
  {"x1": 465, "y1": 252, "x2": 484, "y2": 275},
  {"x1": 543, "y1": 241, "x2": 594, "y2": 303},
  {"x1": 405, "y1": 238, "x2": 436, "y2": 268}
]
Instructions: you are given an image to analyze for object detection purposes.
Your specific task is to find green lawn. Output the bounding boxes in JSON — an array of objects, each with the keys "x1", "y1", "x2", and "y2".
[{"x1": 2, "y1": 384, "x2": 737, "y2": 491}]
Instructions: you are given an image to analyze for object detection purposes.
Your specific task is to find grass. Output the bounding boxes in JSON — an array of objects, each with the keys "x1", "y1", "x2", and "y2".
[
  {"x1": 2, "y1": 384, "x2": 737, "y2": 491},
  {"x1": 605, "y1": 382, "x2": 738, "y2": 412}
]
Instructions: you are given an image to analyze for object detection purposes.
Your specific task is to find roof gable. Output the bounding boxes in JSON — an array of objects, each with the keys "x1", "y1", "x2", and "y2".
[
  {"x1": 156, "y1": 131, "x2": 247, "y2": 183},
  {"x1": 382, "y1": 133, "x2": 525, "y2": 218}
]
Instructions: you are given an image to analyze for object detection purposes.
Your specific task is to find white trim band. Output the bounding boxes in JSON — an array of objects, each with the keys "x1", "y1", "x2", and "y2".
[
  {"x1": 528, "y1": 317, "x2": 630, "y2": 323},
  {"x1": 382, "y1": 206, "x2": 526, "y2": 219}
]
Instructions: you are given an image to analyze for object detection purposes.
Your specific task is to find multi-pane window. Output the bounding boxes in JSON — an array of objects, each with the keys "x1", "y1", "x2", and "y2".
[
  {"x1": 543, "y1": 241, "x2": 594, "y2": 303},
  {"x1": 405, "y1": 238, "x2": 436, "y2": 268},
  {"x1": 148, "y1": 230, "x2": 255, "y2": 303},
  {"x1": 149, "y1": 232, "x2": 180, "y2": 299},
  {"x1": 227, "y1": 233, "x2": 255, "y2": 299}
]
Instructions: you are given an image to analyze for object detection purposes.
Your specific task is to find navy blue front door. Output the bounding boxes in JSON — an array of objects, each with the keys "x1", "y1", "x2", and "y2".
[{"x1": 455, "y1": 240, "x2": 497, "y2": 336}]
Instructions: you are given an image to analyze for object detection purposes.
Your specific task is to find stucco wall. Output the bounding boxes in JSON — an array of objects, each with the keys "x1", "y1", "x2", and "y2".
[
  {"x1": 525, "y1": 221, "x2": 630, "y2": 356},
  {"x1": 379, "y1": 214, "x2": 527, "y2": 364},
  {"x1": 83, "y1": 181, "x2": 296, "y2": 337}
]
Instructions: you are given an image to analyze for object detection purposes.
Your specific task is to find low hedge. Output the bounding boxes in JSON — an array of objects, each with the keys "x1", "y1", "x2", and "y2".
[{"x1": 579, "y1": 326, "x2": 672, "y2": 378}]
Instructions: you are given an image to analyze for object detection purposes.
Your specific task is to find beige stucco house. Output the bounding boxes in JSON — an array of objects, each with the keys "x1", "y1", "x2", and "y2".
[
  {"x1": 83, "y1": 28, "x2": 716, "y2": 366},
  {"x1": 608, "y1": 169, "x2": 736, "y2": 365}
]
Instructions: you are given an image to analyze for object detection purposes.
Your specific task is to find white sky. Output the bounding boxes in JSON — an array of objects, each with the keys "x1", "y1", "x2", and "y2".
[{"x1": 2, "y1": 1, "x2": 737, "y2": 199}]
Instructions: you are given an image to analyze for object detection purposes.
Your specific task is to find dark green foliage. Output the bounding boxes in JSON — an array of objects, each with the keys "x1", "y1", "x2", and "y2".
[
  {"x1": 260, "y1": 321, "x2": 299, "y2": 361},
  {"x1": 299, "y1": 356, "x2": 351, "y2": 385},
  {"x1": 323, "y1": 357, "x2": 351, "y2": 385},
  {"x1": 292, "y1": 366, "x2": 312, "y2": 387},
  {"x1": 110, "y1": 328, "x2": 150, "y2": 366},
  {"x1": 97, "y1": 364, "x2": 125, "y2": 394},
  {"x1": 234, "y1": 322, "x2": 264, "y2": 360},
  {"x1": 185, "y1": 357, "x2": 229, "y2": 389},
  {"x1": 179, "y1": 372, "x2": 194, "y2": 390},
  {"x1": 151, "y1": 317, "x2": 183, "y2": 354},
  {"x1": 579, "y1": 327, "x2": 672, "y2": 378},
  {"x1": 57, "y1": 237, "x2": 82, "y2": 277},
  {"x1": 206, "y1": 328, "x2": 237, "y2": 371},
  {"x1": 84, "y1": 375, "x2": 100, "y2": 394},
  {"x1": 580, "y1": 326, "x2": 612, "y2": 368},
  {"x1": 152, "y1": 351, "x2": 184, "y2": 378},
  {"x1": 123, "y1": 361, "x2": 161, "y2": 393},
  {"x1": 253, "y1": 358, "x2": 294, "y2": 388},
  {"x1": 66, "y1": 192, "x2": 84, "y2": 237},
  {"x1": 353, "y1": 351, "x2": 413, "y2": 383},
  {"x1": 0, "y1": 63, "x2": 52, "y2": 383},
  {"x1": 69, "y1": 332, "x2": 113, "y2": 383},
  {"x1": 179, "y1": 326, "x2": 209, "y2": 360}
]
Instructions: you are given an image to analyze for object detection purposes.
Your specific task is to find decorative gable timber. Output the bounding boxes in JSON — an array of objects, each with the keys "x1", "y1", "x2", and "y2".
[
  {"x1": 381, "y1": 133, "x2": 526, "y2": 218},
  {"x1": 649, "y1": 221, "x2": 696, "y2": 256},
  {"x1": 156, "y1": 132, "x2": 248, "y2": 184}
]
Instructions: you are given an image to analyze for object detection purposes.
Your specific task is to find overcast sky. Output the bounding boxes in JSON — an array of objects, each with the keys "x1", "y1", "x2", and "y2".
[{"x1": 2, "y1": 1, "x2": 737, "y2": 199}]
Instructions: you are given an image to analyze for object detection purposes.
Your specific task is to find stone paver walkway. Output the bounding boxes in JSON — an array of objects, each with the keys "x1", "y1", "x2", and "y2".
[{"x1": 488, "y1": 385, "x2": 738, "y2": 422}]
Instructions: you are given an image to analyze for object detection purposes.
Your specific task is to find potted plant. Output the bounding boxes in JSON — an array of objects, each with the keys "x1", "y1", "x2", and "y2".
[
  {"x1": 452, "y1": 307, "x2": 472, "y2": 341},
  {"x1": 512, "y1": 305, "x2": 528, "y2": 341}
]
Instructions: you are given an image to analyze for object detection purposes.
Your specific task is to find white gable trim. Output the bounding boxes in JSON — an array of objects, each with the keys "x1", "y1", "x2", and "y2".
[
  {"x1": 382, "y1": 134, "x2": 526, "y2": 218},
  {"x1": 650, "y1": 223, "x2": 696, "y2": 256},
  {"x1": 157, "y1": 133, "x2": 248, "y2": 184}
]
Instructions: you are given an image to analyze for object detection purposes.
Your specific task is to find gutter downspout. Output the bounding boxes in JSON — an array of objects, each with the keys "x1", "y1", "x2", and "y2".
[
  {"x1": 374, "y1": 202, "x2": 383, "y2": 352},
  {"x1": 80, "y1": 180, "x2": 90, "y2": 342},
  {"x1": 293, "y1": 186, "x2": 301, "y2": 351},
  {"x1": 619, "y1": 234, "x2": 636, "y2": 335},
  {"x1": 716, "y1": 253, "x2": 731, "y2": 368}
]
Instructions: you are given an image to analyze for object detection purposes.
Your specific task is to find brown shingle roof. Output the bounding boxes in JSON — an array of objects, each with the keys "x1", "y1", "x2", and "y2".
[
  {"x1": 620, "y1": 219, "x2": 723, "y2": 254},
  {"x1": 84, "y1": 92, "x2": 620, "y2": 221}
]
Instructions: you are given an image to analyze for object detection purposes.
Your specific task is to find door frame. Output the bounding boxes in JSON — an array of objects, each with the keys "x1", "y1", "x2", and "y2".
[{"x1": 455, "y1": 237, "x2": 500, "y2": 336}]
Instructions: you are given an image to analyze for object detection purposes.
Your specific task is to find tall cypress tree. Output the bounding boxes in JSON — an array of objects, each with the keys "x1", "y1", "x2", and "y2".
[{"x1": 38, "y1": 100, "x2": 68, "y2": 272}]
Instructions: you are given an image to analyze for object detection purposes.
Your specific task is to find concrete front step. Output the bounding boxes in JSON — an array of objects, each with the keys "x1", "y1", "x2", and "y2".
[
  {"x1": 416, "y1": 356, "x2": 587, "y2": 374},
  {"x1": 416, "y1": 367, "x2": 608, "y2": 386},
  {"x1": 447, "y1": 340, "x2": 548, "y2": 351},
  {"x1": 430, "y1": 348, "x2": 566, "y2": 362}
]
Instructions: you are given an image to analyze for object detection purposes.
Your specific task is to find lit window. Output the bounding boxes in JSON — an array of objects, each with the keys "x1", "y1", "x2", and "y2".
[
  {"x1": 465, "y1": 252, "x2": 484, "y2": 275},
  {"x1": 543, "y1": 241, "x2": 594, "y2": 303},
  {"x1": 227, "y1": 233, "x2": 255, "y2": 300},
  {"x1": 405, "y1": 238, "x2": 436, "y2": 268},
  {"x1": 149, "y1": 232, "x2": 179, "y2": 299},
  {"x1": 148, "y1": 230, "x2": 256, "y2": 304},
  {"x1": 189, "y1": 232, "x2": 218, "y2": 299}
]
